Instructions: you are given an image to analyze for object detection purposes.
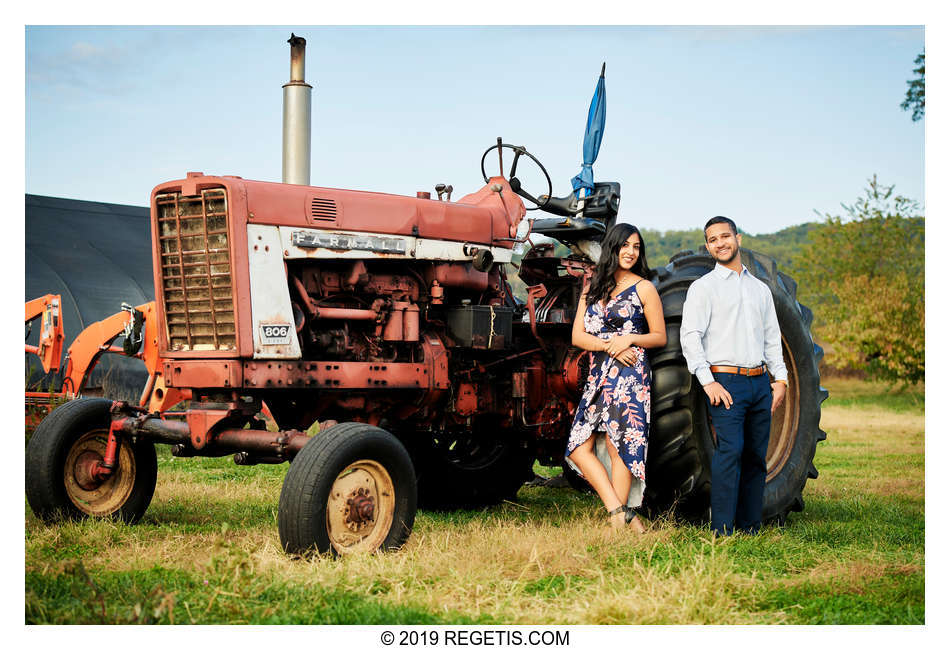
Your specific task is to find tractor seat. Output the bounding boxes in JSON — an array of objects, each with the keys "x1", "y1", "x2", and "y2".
[
  {"x1": 537, "y1": 181, "x2": 621, "y2": 220},
  {"x1": 530, "y1": 216, "x2": 606, "y2": 242}
]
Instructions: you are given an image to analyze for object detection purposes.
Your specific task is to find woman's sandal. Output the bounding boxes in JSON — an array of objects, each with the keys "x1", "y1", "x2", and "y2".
[
  {"x1": 607, "y1": 505, "x2": 627, "y2": 529},
  {"x1": 624, "y1": 506, "x2": 648, "y2": 533}
]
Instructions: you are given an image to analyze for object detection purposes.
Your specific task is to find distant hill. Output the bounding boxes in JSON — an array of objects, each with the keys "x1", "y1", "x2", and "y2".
[{"x1": 642, "y1": 222, "x2": 821, "y2": 270}]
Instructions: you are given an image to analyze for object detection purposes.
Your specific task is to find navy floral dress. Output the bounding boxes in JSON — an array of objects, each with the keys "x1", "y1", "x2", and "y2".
[{"x1": 566, "y1": 281, "x2": 651, "y2": 484}]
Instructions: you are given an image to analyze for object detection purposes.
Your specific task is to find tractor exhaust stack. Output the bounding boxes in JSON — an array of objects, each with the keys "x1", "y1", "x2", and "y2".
[{"x1": 282, "y1": 33, "x2": 312, "y2": 185}]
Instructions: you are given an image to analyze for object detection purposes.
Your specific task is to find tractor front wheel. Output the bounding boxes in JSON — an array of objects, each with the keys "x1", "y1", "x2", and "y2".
[
  {"x1": 278, "y1": 422, "x2": 417, "y2": 556},
  {"x1": 26, "y1": 398, "x2": 157, "y2": 523}
]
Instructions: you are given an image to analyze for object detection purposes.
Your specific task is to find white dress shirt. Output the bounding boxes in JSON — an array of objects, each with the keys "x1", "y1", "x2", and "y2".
[{"x1": 680, "y1": 263, "x2": 788, "y2": 387}]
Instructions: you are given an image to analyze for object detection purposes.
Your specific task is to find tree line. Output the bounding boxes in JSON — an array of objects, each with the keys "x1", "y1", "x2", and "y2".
[{"x1": 641, "y1": 223, "x2": 819, "y2": 271}]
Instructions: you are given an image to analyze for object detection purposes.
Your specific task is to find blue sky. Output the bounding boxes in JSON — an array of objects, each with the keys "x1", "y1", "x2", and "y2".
[{"x1": 25, "y1": 25, "x2": 924, "y2": 234}]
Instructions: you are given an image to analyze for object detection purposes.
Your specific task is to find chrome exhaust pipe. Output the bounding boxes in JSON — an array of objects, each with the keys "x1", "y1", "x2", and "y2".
[{"x1": 282, "y1": 33, "x2": 312, "y2": 185}]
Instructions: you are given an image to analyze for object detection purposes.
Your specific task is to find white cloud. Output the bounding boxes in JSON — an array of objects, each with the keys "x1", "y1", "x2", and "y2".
[{"x1": 68, "y1": 41, "x2": 107, "y2": 61}]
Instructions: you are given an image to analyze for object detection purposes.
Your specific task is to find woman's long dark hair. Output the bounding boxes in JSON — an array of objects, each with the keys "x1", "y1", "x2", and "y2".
[{"x1": 586, "y1": 222, "x2": 651, "y2": 306}]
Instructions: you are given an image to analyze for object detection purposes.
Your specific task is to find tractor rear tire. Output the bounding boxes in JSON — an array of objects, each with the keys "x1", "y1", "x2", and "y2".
[
  {"x1": 26, "y1": 397, "x2": 157, "y2": 524},
  {"x1": 645, "y1": 248, "x2": 827, "y2": 525},
  {"x1": 278, "y1": 422, "x2": 417, "y2": 556}
]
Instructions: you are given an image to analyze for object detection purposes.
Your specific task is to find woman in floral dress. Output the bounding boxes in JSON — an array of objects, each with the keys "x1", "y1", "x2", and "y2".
[{"x1": 566, "y1": 223, "x2": 667, "y2": 532}]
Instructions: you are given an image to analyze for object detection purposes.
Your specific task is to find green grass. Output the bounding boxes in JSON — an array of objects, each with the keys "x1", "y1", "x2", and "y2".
[
  {"x1": 755, "y1": 573, "x2": 924, "y2": 625},
  {"x1": 821, "y1": 376, "x2": 924, "y2": 413},
  {"x1": 27, "y1": 566, "x2": 487, "y2": 624},
  {"x1": 25, "y1": 379, "x2": 924, "y2": 624}
]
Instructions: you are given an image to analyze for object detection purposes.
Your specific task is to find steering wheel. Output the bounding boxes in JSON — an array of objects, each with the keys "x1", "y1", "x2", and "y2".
[{"x1": 480, "y1": 139, "x2": 552, "y2": 211}]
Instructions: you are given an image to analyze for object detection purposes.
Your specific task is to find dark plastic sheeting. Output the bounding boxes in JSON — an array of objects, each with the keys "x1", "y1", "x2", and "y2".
[{"x1": 25, "y1": 194, "x2": 154, "y2": 396}]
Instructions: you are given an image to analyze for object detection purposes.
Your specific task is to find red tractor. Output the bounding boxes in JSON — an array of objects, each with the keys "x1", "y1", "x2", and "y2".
[{"x1": 26, "y1": 36, "x2": 825, "y2": 555}]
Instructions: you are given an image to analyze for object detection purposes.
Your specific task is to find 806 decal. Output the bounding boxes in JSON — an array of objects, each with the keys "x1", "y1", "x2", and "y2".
[{"x1": 260, "y1": 323, "x2": 292, "y2": 345}]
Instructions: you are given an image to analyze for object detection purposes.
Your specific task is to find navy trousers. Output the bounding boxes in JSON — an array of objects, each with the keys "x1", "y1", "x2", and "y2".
[{"x1": 708, "y1": 372, "x2": 772, "y2": 535}]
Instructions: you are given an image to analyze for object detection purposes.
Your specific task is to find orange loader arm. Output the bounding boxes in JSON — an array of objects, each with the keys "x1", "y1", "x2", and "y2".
[
  {"x1": 60, "y1": 302, "x2": 151, "y2": 396},
  {"x1": 26, "y1": 299, "x2": 189, "y2": 427},
  {"x1": 59, "y1": 302, "x2": 189, "y2": 411},
  {"x1": 25, "y1": 294, "x2": 64, "y2": 374}
]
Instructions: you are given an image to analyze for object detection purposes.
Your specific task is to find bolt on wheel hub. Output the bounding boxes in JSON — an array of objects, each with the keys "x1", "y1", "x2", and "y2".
[{"x1": 344, "y1": 487, "x2": 376, "y2": 530}]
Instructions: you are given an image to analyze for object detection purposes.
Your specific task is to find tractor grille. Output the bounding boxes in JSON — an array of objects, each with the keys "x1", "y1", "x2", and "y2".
[{"x1": 155, "y1": 188, "x2": 236, "y2": 351}]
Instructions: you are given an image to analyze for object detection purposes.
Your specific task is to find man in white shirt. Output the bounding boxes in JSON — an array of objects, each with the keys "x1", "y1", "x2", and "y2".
[{"x1": 680, "y1": 216, "x2": 788, "y2": 535}]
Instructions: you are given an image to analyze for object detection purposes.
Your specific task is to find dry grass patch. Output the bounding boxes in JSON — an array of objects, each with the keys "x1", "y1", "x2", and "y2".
[
  {"x1": 816, "y1": 405, "x2": 924, "y2": 498},
  {"x1": 152, "y1": 480, "x2": 280, "y2": 510},
  {"x1": 809, "y1": 478, "x2": 921, "y2": 501},
  {"x1": 821, "y1": 407, "x2": 923, "y2": 445},
  {"x1": 275, "y1": 512, "x2": 665, "y2": 622},
  {"x1": 289, "y1": 519, "x2": 758, "y2": 624},
  {"x1": 575, "y1": 546, "x2": 776, "y2": 625}
]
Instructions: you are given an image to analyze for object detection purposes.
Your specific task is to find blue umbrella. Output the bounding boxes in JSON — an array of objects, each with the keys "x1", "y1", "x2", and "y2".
[{"x1": 570, "y1": 63, "x2": 606, "y2": 204}]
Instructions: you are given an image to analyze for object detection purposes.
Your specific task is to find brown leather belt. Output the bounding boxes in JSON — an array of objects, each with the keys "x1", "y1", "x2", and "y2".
[{"x1": 710, "y1": 364, "x2": 766, "y2": 376}]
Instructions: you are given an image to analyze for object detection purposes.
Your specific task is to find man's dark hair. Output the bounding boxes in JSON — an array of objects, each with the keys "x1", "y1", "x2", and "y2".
[{"x1": 704, "y1": 215, "x2": 738, "y2": 238}]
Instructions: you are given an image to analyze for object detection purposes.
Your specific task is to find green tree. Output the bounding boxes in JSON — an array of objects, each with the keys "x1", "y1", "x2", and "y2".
[
  {"x1": 900, "y1": 51, "x2": 925, "y2": 122},
  {"x1": 740, "y1": 223, "x2": 820, "y2": 269},
  {"x1": 792, "y1": 176, "x2": 924, "y2": 384},
  {"x1": 640, "y1": 228, "x2": 705, "y2": 265}
]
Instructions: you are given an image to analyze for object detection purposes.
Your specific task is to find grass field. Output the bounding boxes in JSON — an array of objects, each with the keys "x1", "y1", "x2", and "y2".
[{"x1": 24, "y1": 377, "x2": 924, "y2": 624}]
